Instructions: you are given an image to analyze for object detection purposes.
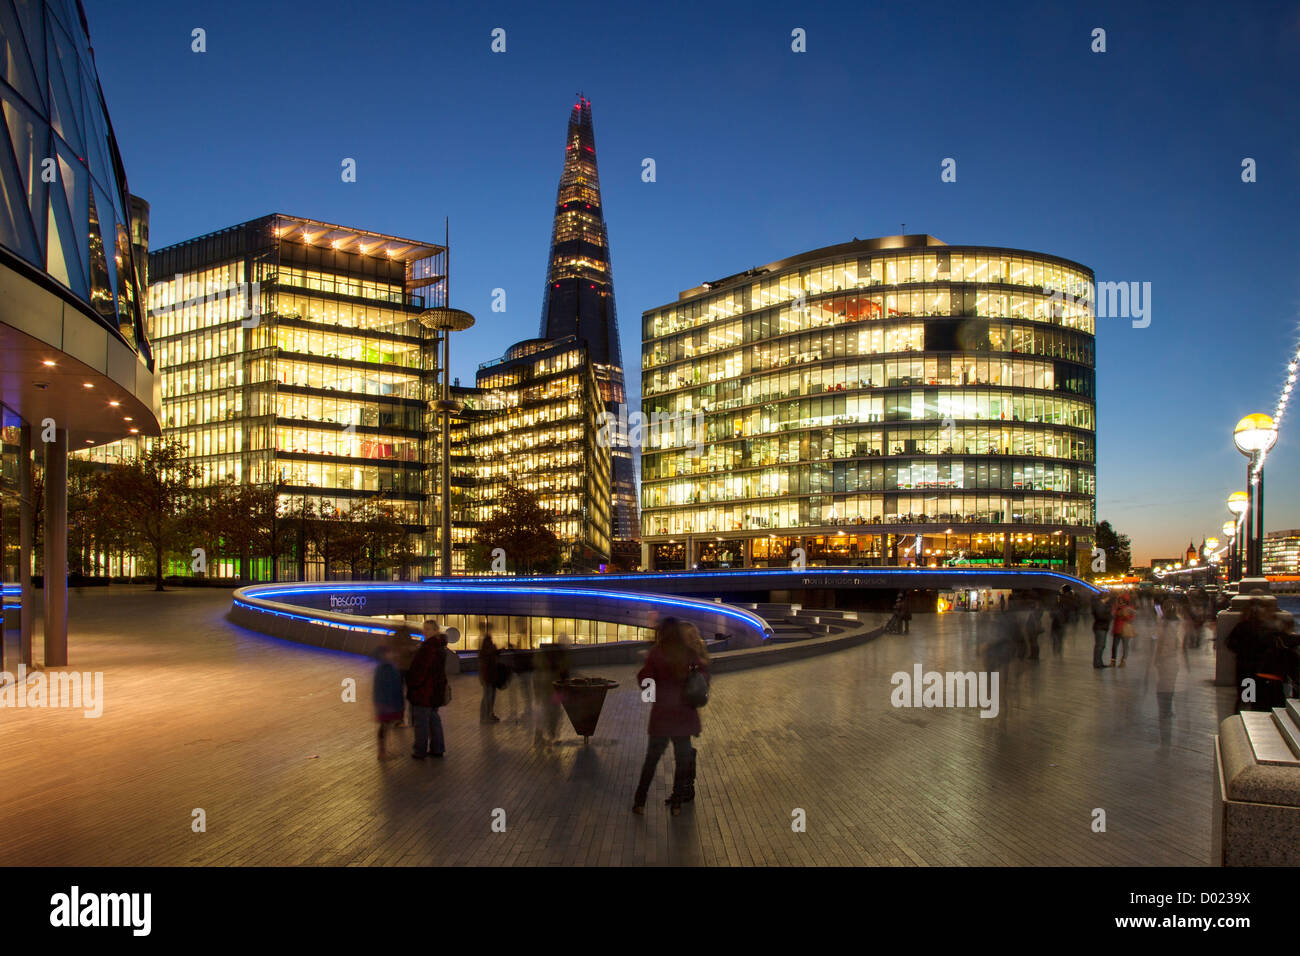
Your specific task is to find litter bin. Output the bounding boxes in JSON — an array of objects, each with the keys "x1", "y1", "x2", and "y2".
[{"x1": 554, "y1": 677, "x2": 618, "y2": 743}]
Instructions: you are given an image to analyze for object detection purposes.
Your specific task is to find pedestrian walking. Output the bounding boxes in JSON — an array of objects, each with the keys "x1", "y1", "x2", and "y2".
[
  {"x1": 895, "y1": 590, "x2": 913, "y2": 634},
  {"x1": 1146, "y1": 597, "x2": 1189, "y2": 748},
  {"x1": 632, "y1": 618, "x2": 710, "y2": 817},
  {"x1": 1111, "y1": 593, "x2": 1135, "y2": 667},
  {"x1": 407, "y1": 629, "x2": 449, "y2": 758},
  {"x1": 372, "y1": 640, "x2": 405, "y2": 759},
  {"x1": 1023, "y1": 594, "x2": 1045, "y2": 660},
  {"x1": 1090, "y1": 590, "x2": 1113, "y2": 669},
  {"x1": 1049, "y1": 591, "x2": 1067, "y2": 656},
  {"x1": 478, "y1": 628, "x2": 501, "y2": 723},
  {"x1": 508, "y1": 638, "x2": 535, "y2": 723},
  {"x1": 392, "y1": 624, "x2": 420, "y2": 726},
  {"x1": 533, "y1": 634, "x2": 571, "y2": 744}
]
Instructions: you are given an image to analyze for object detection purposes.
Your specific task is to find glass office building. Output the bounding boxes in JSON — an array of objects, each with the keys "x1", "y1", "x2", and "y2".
[
  {"x1": 1264, "y1": 530, "x2": 1300, "y2": 576},
  {"x1": 142, "y1": 214, "x2": 446, "y2": 578},
  {"x1": 0, "y1": 0, "x2": 160, "y2": 665},
  {"x1": 452, "y1": 335, "x2": 612, "y2": 571},
  {"x1": 641, "y1": 234, "x2": 1096, "y2": 572}
]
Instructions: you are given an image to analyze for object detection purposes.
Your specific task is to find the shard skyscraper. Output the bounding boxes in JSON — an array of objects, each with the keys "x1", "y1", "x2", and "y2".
[{"x1": 539, "y1": 96, "x2": 639, "y2": 548}]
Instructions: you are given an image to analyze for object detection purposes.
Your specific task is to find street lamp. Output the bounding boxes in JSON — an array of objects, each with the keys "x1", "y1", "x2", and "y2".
[
  {"x1": 1233, "y1": 414, "x2": 1278, "y2": 578},
  {"x1": 419, "y1": 307, "x2": 476, "y2": 578},
  {"x1": 1227, "y1": 491, "x2": 1249, "y2": 582}
]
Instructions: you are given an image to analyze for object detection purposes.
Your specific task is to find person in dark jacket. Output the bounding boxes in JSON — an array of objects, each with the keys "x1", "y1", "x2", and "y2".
[
  {"x1": 406, "y1": 631, "x2": 449, "y2": 758},
  {"x1": 1090, "y1": 591, "x2": 1113, "y2": 668},
  {"x1": 894, "y1": 591, "x2": 913, "y2": 633},
  {"x1": 1226, "y1": 603, "x2": 1289, "y2": 712},
  {"x1": 478, "y1": 629, "x2": 500, "y2": 723},
  {"x1": 372, "y1": 641, "x2": 405, "y2": 759},
  {"x1": 632, "y1": 618, "x2": 710, "y2": 816}
]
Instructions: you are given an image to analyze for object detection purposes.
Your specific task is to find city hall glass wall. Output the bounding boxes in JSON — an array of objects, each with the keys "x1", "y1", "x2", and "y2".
[
  {"x1": 0, "y1": 0, "x2": 160, "y2": 665},
  {"x1": 640, "y1": 235, "x2": 1096, "y2": 572}
]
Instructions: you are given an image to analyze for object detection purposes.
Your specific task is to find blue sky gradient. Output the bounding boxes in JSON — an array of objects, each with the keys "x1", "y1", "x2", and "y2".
[{"x1": 83, "y1": 0, "x2": 1300, "y2": 563}]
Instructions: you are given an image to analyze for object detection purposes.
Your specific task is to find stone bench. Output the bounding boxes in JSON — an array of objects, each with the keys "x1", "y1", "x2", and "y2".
[{"x1": 1213, "y1": 699, "x2": 1300, "y2": 865}]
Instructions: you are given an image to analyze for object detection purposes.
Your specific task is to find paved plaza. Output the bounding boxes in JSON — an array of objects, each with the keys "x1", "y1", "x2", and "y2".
[{"x1": 0, "y1": 587, "x2": 1236, "y2": 866}]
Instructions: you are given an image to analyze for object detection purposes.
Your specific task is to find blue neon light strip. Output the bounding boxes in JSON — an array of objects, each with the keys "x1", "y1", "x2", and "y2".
[
  {"x1": 232, "y1": 598, "x2": 394, "y2": 635},
  {"x1": 234, "y1": 584, "x2": 773, "y2": 640},
  {"x1": 240, "y1": 584, "x2": 770, "y2": 633}
]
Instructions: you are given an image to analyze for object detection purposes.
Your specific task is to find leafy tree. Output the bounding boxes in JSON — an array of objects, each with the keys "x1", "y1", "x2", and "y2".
[
  {"x1": 251, "y1": 478, "x2": 294, "y2": 583},
  {"x1": 332, "y1": 498, "x2": 370, "y2": 579},
  {"x1": 188, "y1": 480, "x2": 233, "y2": 580},
  {"x1": 1095, "y1": 519, "x2": 1132, "y2": 574},
  {"x1": 470, "y1": 482, "x2": 562, "y2": 575},
  {"x1": 67, "y1": 458, "x2": 100, "y2": 576},
  {"x1": 96, "y1": 440, "x2": 201, "y2": 590},
  {"x1": 360, "y1": 494, "x2": 409, "y2": 580},
  {"x1": 304, "y1": 497, "x2": 344, "y2": 581}
]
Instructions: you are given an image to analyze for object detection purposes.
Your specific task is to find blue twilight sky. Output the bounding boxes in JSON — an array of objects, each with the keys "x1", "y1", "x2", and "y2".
[{"x1": 82, "y1": 0, "x2": 1300, "y2": 564}]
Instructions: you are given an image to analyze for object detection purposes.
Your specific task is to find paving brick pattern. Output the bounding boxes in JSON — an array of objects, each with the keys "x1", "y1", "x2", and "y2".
[{"x1": 0, "y1": 587, "x2": 1234, "y2": 865}]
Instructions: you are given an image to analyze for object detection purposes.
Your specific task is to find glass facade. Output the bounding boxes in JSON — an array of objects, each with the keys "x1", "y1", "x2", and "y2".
[
  {"x1": 641, "y1": 236, "x2": 1096, "y2": 571},
  {"x1": 0, "y1": 0, "x2": 150, "y2": 362},
  {"x1": 378, "y1": 611, "x2": 649, "y2": 652},
  {"x1": 1264, "y1": 531, "x2": 1300, "y2": 576},
  {"x1": 1, "y1": 0, "x2": 158, "y2": 665},
  {"x1": 95, "y1": 215, "x2": 447, "y2": 578},
  {"x1": 453, "y1": 336, "x2": 612, "y2": 570}
]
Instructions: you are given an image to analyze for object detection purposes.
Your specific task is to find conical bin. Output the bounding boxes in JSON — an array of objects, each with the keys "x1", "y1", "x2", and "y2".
[{"x1": 555, "y1": 677, "x2": 618, "y2": 743}]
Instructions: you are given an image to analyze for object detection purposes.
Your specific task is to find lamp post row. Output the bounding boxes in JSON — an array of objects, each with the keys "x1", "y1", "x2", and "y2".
[{"x1": 1227, "y1": 413, "x2": 1277, "y2": 585}]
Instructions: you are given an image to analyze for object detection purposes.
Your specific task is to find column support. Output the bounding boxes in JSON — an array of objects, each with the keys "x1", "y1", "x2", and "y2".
[
  {"x1": 19, "y1": 424, "x2": 34, "y2": 665},
  {"x1": 43, "y1": 427, "x2": 68, "y2": 666}
]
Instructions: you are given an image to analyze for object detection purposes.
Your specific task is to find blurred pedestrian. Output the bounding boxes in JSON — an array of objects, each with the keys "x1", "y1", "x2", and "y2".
[
  {"x1": 632, "y1": 618, "x2": 710, "y2": 816},
  {"x1": 392, "y1": 624, "x2": 420, "y2": 726},
  {"x1": 478, "y1": 628, "x2": 501, "y2": 723},
  {"x1": 372, "y1": 640, "x2": 405, "y2": 759},
  {"x1": 533, "y1": 633, "x2": 571, "y2": 744},
  {"x1": 1049, "y1": 591, "x2": 1067, "y2": 656},
  {"x1": 1111, "y1": 593, "x2": 1135, "y2": 667},
  {"x1": 407, "y1": 627, "x2": 449, "y2": 758},
  {"x1": 1090, "y1": 590, "x2": 1113, "y2": 669},
  {"x1": 508, "y1": 637, "x2": 535, "y2": 723},
  {"x1": 895, "y1": 590, "x2": 912, "y2": 633},
  {"x1": 1146, "y1": 596, "x2": 1189, "y2": 748},
  {"x1": 1022, "y1": 593, "x2": 1044, "y2": 660}
]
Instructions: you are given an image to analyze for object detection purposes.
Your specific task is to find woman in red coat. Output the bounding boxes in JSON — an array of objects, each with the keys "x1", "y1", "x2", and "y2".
[{"x1": 632, "y1": 618, "x2": 710, "y2": 816}]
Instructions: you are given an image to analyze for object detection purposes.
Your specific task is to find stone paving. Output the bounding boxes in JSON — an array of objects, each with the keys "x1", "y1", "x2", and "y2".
[{"x1": 0, "y1": 586, "x2": 1235, "y2": 865}]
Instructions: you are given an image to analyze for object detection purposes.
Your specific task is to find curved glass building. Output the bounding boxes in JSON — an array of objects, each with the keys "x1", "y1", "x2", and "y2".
[
  {"x1": 0, "y1": 0, "x2": 159, "y2": 665},
  {"x1": 640, "y1": 234, "x2": 1095, "y2": 573}
]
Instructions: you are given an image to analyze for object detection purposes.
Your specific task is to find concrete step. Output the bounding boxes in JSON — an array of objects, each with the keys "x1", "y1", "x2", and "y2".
[
  {"x1": 1273, "y1": 705, "x2": 1300, "y2": 760},
  {"x1": 1241, "y1": 710, "x2": 1300, "y2": 766}
]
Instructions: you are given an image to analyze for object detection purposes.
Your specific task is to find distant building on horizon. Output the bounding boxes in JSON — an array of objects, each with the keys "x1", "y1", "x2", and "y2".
[
  {"x1": 640, "y1": 234, "x2": 1097, "y2": 572},
  {"x1": 1264, "y1": 530, "x2": 1300, "y2": 575}
]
